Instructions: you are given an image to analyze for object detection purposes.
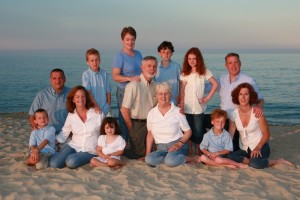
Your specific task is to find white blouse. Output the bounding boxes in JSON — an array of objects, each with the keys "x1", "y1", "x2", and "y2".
[
  {"x1": 56, "y1": 108, "x2": 105, "y2": 154},
  {"x1": 147, "y1": 102, "x2": 191, "y2": 144},
  {"x1": 180, "y1": 69, "x2": 213, "y2": 114},
  {"x1": 230, "y1": 108, "x2": 263, "y2": 151}
]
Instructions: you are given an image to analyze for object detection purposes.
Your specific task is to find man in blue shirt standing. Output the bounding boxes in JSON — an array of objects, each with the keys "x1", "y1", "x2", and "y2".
[{"x1": 29, "y1": 68, "x2": 71, "y2": 134}]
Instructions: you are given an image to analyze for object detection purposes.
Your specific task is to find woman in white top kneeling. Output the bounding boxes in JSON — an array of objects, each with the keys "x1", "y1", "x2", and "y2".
[{"x1": 145, "y1": 82, "x2": 193, "y2": 167}]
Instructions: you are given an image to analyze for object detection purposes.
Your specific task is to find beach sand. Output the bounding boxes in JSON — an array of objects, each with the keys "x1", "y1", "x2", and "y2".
[{"x1": 0, "y1": 112, "x2": 299, "y2": 199}]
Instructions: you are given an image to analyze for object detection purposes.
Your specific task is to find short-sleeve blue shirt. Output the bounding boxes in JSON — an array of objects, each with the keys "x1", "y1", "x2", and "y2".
[
  {"x1": 29, "y1": 86, "x2": 70, "y2": 134},
  {"x1": 112, "y1": 50, "x2": 142, "y2": 89},
  {"x1": 82, "y1": 68, "x2": 111, "y2": 114},
  {"x1": 155, "y1": 60, "x2": 181, "y2": 104},
  {"x1": 200, "y1": 128, "x2": 233, "y2": 153},
  {"x1": 29, "y1": 125, "x2": 56, "y2": 154}
]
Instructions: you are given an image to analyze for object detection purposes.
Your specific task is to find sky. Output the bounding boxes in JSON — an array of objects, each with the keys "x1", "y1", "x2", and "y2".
[{"x1": 1, "y1": 0, "x2": 299, "y2": 53}]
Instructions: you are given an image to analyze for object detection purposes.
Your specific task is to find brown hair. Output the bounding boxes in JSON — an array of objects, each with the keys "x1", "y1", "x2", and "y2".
[
  {"x1": 211, "y1": 109, "x2": 227, "y2": 121},
  {"x1": 86, "y1": 48, "x2": 100, "y2": 61},
  {"x1": 50, "y1": 68, "x2": 65, "y2": 79},
  {"x1": 157, "y1": 41, "x2": 174, "y2": 52},
  {"x1": 225, "y1": 53, "x2": 240, "y2": 63},
  {"x1": 182, "y1": 47, "x2": 206, "y2": 76},
  {"x1": 34, "y1": 108, "x2": 48, "y2": 118},
  {"x1": 231, "y1": 82, "x2": 258, "y2": 105},
  {"x1": 121, "y1": 26, "x2": 136, "y2": 40},
  {"x1": 100, "y1": 117, "x2": 121, "y2": 135},
  {"x1": 66, "y1": 85, "x2": 94, "y2": 113}
]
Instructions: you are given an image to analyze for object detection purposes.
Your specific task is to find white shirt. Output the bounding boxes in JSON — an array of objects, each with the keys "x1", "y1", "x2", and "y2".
[
  {"x1": 230, "y1": 108, "x2": 262, "y2": 151},
  {"x1": 97, "y1": 135, "x2": 126, "y2": 160},
  {"x1": 56, "y1": 108, "x2": 105, "y2": 154},
  {"x1": 180, "y1": 69, "x2": 213, "y2": 114},
  {"x1": 147, "y1": 102, "x2": 191, "y2": 144},
  {"x1": 219, "y1": 72, "x2": 263, "y2": 116}
]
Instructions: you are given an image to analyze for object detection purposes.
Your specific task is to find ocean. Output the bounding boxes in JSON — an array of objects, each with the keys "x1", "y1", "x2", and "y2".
[{"x1": 0, "y1": 49, "x2": 299, "y2": 126}]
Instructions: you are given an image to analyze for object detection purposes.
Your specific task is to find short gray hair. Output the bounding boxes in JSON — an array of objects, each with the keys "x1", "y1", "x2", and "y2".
[{"x1": 155, "y1": 82, "x2": 172, "y2": 96}]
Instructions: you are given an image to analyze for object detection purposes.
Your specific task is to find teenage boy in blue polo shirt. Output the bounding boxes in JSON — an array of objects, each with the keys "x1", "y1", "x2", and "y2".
[{"x1": 155, "y1": 41, "x2": 181, "y2": 105}]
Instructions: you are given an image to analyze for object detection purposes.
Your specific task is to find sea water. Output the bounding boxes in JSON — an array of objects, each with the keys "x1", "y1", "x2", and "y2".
[{"x1": 0, "y1": 49, "x2": 299, "y2": 125}]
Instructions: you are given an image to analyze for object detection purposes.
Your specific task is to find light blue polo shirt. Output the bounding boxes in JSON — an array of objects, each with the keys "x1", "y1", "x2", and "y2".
[
  {"x1": 155, "y1": 60, "x2": 181, "y2": 104},
  {"x1": 29, "y1": 86, "x2": 70, "y2": 134},
  {"x1": 200, "y1": 128, "x2": 233, "y2": 153},
  {"x1": 82, "y1": 68, "x2": 111, "y2": 114},
  {"x1": 112, "y1": 50, "x2": 142, "y2": 89}
]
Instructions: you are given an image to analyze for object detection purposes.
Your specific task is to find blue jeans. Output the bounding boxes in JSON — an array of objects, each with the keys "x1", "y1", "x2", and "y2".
[
  {"x1": 145, "y1": 140, "x2": 189, "y2": 167},
  {"x1": 186, "y1": 113, "x2": 205, "y2": 144},
  {"x1": 49, "y1": 145, "x2": 95, "y2": 169},
  {"x1": 117, "y1": 87, "x2": 129, "y2": 141},
  {"x1": 227, "y1": 143, "x2": 270, "y2": 169}
]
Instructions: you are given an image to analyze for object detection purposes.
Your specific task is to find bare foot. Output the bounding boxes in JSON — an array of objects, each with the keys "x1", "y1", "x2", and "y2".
[
  {"x1": 224, "y1": 164, "x2": 237, "y2": 169},
  {"x1": 276, "y1": 158, "x2": 295, "y2": 167},
  {"x1": 186, "y1": 155, "x2": 198, "y2": 164}
]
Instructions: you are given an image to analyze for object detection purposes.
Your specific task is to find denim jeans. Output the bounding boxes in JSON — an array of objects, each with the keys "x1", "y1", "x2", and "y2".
[
  {"x1": 186, "y1": 113, "x2": 205, "y2": 144},
  {"x1": 117, "y1": 87, "x2": 129, "y2": 141},
  {"x1": 49, "y1": 145, "x2": 95, "y2": 169},
  {"x1": 227, "y1": 143, "x2": 270, "y2": 169},
  {"x1": 145, "y1": 140, "x2": 189, "y2": 167}
]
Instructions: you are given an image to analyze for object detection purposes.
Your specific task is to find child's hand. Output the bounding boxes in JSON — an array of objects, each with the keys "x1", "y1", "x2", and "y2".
[
  {"x1": 199, "y1": 96, "x2": 209, "y2": 105},
  {"x1": 30, "y1": 149, "x2": 39, "y2": 162},
  {"x1": 104, "y1": 154, "x2": 111, "y2": 159}
]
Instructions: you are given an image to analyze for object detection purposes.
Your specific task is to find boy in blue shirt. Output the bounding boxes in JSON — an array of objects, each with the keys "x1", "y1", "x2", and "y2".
[
  {"x1": 82, "y1": 48, "x2": 112, "y2": 116},
  {"x1": 155, "y1": 41, "x2": 181, "y2": 105},
  {"x1": 198, "y1": 109, "x2": 248, "y2": 169},
  {"x1": 25, "y1": 109, "x2": 56, "y2": 170}
]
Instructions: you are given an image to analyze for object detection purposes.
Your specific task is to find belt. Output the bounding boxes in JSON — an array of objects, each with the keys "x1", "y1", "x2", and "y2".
[{"x1": 131, "y1": 118, "x2": 147, "y2": 122}]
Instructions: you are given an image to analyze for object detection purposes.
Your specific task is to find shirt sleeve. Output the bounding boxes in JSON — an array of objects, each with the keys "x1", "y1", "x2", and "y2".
[
  {"x1": 122, "y1": 83, "x2": 137, "y2": 109},
  {"x1": 112, "y1": 53, "x2": 123, "y2": 69},
  {"x1": 178, "y1": 111, "x2": 191, "y2": 132},
  {"x1": 105, "y1": 72, "x2": 112, "y2": 93},
  {"x1": 29, "y1": 131, "x2": 37, "y2": 147},
  {"x1": 82, "y1": 71, "x2": 91, "y2": 91},
  {"x1": 205, "y1": 68, "x2": 213, "y2": 80},
  {"x1": 117, "y1": 136, "x2": 126, "y2": 151},
  {"x1": 200, "y1": 133, "x2": 209, "y2": 150},
  {"x1": 98, "y1": 135, "x2": 105, "y2": 147},
  {"x1": 29, "y1": 92, "x2": 42, "y2": 115},
  {"x1": 146, "y1": 109, "x2": 154, "y2": 131}
]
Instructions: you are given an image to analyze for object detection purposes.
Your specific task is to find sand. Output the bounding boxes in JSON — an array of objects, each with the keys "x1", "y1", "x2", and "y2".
[{"x1": 0, "y1": 112, "x2": 299, "y2": 199}]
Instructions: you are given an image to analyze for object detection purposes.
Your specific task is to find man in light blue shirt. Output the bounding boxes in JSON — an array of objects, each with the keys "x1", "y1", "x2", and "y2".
[
  {"x1": 29, "y1": 69, "x2": 70, "y2": 134},
  {"x1": 155, "y1": 41, "x2": 181, "y2": 105}
]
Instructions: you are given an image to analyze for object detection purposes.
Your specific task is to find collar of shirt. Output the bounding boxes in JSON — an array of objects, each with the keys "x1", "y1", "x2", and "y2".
[
  {"x1": 140, "y1": 74, "x2": 154, "y2": 86},
  {"x1": 50, "y1": 86, "x2": 66, "y2": 96},
  {"x1": 226, "y1": 72, "x2": 242, "y2": 83},
  {"x1": 88, "y1": 67, "x2": 102, "y2": 74}
]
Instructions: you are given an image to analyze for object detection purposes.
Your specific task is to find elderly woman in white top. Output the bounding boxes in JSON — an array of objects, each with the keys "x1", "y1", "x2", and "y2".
[
  {"x1": 49, "y1": 85, "x2": 104, "y2": 169},
  {"x1": 145, "y1": 82, "x2": 193, "y2": 167},
  {"x1": 228, "y1": 83, "x2": 293, "y2": 169}
]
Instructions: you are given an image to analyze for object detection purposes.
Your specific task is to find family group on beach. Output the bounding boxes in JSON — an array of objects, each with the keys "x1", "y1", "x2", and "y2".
[{"x1": 25, "y1": 26, "x2": 293, "y2": 170}]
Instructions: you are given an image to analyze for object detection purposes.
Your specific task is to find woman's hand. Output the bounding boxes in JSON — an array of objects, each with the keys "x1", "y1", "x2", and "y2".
[
  {"x1": 129, "y1": 76, "x2": 141, "y2": 82},
  {"x1": 250, "y1": 148, "x2": 262, "y2": 158}
]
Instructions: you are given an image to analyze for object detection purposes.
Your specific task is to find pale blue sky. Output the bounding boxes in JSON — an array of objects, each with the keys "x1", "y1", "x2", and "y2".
[{"x1": 1, "y1": 0, "x2": 299, "y2": 52}]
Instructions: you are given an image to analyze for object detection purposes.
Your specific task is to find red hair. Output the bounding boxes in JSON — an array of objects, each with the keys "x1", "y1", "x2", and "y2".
[{"x1": 182, "y1": 47, "x2": 206, "y2": 76}]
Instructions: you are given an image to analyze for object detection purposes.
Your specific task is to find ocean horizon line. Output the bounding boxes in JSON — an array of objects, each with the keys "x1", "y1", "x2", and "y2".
[{"x1": 0, "y1": 48, "x2": 299, "y2": 54}]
